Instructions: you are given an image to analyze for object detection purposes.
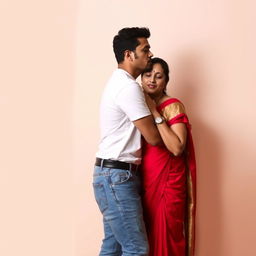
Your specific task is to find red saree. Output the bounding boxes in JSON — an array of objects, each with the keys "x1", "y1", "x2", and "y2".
[{"x1": 141, "y1": 98, "x2": 196, "y2": 256}]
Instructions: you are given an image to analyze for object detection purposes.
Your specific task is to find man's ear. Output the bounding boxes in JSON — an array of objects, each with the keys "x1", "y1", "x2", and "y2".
[{"x1": 124, "y1": 50, "x2": 134, "y2": 61}]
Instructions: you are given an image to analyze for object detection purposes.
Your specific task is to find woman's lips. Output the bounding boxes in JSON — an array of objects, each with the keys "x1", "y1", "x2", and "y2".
[{"x1": 148, "y1": 84, "x2": 156, "y2": 89}]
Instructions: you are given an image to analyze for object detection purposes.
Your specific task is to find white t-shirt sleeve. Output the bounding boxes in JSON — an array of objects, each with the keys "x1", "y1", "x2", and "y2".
[{"x1": 115, "y1": 82, "x2": 151, "y2": 121}]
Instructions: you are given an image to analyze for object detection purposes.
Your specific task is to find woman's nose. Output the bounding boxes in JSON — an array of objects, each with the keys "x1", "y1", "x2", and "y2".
[{"x1": 150, "y1": 76, "x2": 156, "y2": 83}]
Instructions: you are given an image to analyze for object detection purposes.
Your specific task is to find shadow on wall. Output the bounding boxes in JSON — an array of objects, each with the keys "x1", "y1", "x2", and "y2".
[{"x1": 168, "y1": 51, "x2": 224, "y2": 256}]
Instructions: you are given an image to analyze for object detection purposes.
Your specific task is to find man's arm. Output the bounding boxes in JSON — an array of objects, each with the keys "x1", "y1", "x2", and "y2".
[
  {"x1": 133, "y1": 115, "x2": 162, "y2": 146},
  {"x1": 116, "y1": 83, "x2": 162, "y2": 145}
]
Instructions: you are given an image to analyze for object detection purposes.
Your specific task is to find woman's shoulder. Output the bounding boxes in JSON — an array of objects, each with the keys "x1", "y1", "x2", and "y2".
[
  {"x1": 158, "y1": 96, "x2": 186, "y2": 121},
  {"x1": 158, "y1": 96, "x2": 185, "y2": 109}
]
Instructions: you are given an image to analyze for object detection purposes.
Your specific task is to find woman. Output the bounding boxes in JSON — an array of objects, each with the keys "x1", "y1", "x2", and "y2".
[{"x1": 141, "y1": 58, "x2": 196, "y2": 256}]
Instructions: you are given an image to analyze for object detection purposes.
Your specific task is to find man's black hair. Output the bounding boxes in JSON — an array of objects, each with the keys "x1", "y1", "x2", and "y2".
[{"x1": 113, "y1": 27, "x2": 150, "y2": 63}]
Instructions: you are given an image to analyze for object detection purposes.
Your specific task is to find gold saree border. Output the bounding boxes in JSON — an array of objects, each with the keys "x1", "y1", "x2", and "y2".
[
  {"x1": 186, "y1": 169, "x2": 195, "y2": 256},
  {"x1": 161, "y1": 102, "x2": 186, "y2": 121}
]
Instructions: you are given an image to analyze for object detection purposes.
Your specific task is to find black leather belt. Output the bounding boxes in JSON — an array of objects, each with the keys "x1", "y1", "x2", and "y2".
[{"x1": 95, "y1": 158, "x2": 139, "y2": 171}]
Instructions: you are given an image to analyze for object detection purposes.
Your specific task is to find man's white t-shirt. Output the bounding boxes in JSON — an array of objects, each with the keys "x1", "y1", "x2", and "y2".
[{"x1": 96, "y1": 68, "x2": 151, "y2": 164}]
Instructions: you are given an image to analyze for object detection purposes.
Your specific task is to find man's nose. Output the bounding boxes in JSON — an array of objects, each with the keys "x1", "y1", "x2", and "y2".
[{"x1": 149, "y1": 50, "x2": 153, "y2": 58}]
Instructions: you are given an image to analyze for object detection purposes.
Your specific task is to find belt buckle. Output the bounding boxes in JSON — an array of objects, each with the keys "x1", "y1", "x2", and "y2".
[{"x1": 100, "y1": 158, "x2": 104, "y2": 169}]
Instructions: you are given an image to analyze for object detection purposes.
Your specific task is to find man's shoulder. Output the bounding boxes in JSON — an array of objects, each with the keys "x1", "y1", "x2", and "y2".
[
  {"x1": 108, "y1": 69, "x2": 138, "y2": 91},
  {"x1": 111, "y1": 69, "x2": 136, "y2": 83}
]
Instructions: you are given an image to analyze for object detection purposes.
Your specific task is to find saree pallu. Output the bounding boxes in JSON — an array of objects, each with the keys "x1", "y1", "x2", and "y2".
[{"x1": 141, "y1": 98, "x2": 196, "y2": 256}]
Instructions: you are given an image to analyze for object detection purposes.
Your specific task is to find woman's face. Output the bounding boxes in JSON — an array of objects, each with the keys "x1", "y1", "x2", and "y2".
[{"x1": 142, "y1": 63, "x2": 167, "y2": 97}]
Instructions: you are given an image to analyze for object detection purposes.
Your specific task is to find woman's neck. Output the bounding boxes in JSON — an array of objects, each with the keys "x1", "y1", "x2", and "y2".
[{"x1": 151, "y1": 93, "x2": 166, "y2": 105}]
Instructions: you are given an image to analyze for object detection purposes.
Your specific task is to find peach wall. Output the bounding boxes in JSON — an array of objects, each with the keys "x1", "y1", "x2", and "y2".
[
  {"x1": 1, "y1": 1, "x2": 77, "y2": 255},
  {"x1": 1, "y1": 0, "x2": 256, "y2": 256}
]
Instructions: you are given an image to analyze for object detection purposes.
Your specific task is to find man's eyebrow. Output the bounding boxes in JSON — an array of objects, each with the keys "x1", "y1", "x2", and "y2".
[{"x1": 142, "y1": 45, "x2": 150, "y2": 50}]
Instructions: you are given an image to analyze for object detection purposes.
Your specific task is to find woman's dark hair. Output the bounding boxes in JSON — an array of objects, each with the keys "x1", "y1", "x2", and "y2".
[
  {"x1": 113, "y1": 27, "x2": 150, "y2": 63},
  {"x1": 142, "y1": 57, "x2": 170, "y2": 84}
]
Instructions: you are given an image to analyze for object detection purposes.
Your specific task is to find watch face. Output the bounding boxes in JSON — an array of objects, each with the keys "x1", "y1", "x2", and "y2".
[{"x1": 155, "y1": 117, "x2": 163, "y2": 124}]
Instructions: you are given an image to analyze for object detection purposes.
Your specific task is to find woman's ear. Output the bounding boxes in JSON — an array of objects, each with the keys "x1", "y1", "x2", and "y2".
[{"x1": 163, "y1": 84, "x2": 168, "y2": 94}]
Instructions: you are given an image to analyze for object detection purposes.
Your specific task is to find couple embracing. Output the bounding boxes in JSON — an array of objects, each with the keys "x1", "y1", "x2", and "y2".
[{"x1": 93, "y1": 27, "x2": 196, "y2": 256}]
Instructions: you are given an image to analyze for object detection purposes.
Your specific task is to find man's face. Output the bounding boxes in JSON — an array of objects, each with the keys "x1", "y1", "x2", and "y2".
[{"x1": 132, "y1": 38, "x2": 153, "y2": 72}]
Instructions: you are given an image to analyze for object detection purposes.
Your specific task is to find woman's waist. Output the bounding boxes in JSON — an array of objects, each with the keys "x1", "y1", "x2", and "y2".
[
  {"x1": 142, "y1": 148, "x2": 185, "y2": 168},
  {"x1": 143, "y1": 144, "x2": 185, "y2": 158}
]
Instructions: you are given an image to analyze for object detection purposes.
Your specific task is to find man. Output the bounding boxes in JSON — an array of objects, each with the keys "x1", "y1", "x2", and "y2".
[{"x1": 93, "y1": 27, "x2": 163, "y2": 256}]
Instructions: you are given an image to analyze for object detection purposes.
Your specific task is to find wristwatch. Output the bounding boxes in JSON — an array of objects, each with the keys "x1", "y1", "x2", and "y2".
[{"x1": 154, "y1": 116, "x2": 165, "y2": 124}]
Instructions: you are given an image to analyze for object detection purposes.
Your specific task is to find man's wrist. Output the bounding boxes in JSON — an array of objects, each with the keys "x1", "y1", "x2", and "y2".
[{"x1": 151, "y1": 109, "x2": 160, "y2": 117}]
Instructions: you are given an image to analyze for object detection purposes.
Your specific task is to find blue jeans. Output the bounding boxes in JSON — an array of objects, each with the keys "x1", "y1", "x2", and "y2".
[{"x1": 93, "y1": 166, "x2": 149, "y2": 256}]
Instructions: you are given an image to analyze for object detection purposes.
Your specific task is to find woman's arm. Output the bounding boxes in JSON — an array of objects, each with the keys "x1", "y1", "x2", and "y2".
[
  {"x1": 144, "y1": 93, "x2": 187, "y2": 156},
  {"x1": 156, "y1": 121, "x2": 187, "y2": 156}
]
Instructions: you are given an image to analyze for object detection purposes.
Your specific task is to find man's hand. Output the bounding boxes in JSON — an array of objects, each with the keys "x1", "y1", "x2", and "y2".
[{"x1": 143, "y1": 91, "x2": 158, "y2": 115}]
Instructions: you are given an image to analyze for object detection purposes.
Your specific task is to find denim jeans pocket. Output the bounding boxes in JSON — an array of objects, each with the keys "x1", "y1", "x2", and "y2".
[
  {"x1": 93, "y1": 183, "x2": 108, "y2": 213},
  {"x1": 110, "y1": 169, "x2": 132, "y2": 185}
]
